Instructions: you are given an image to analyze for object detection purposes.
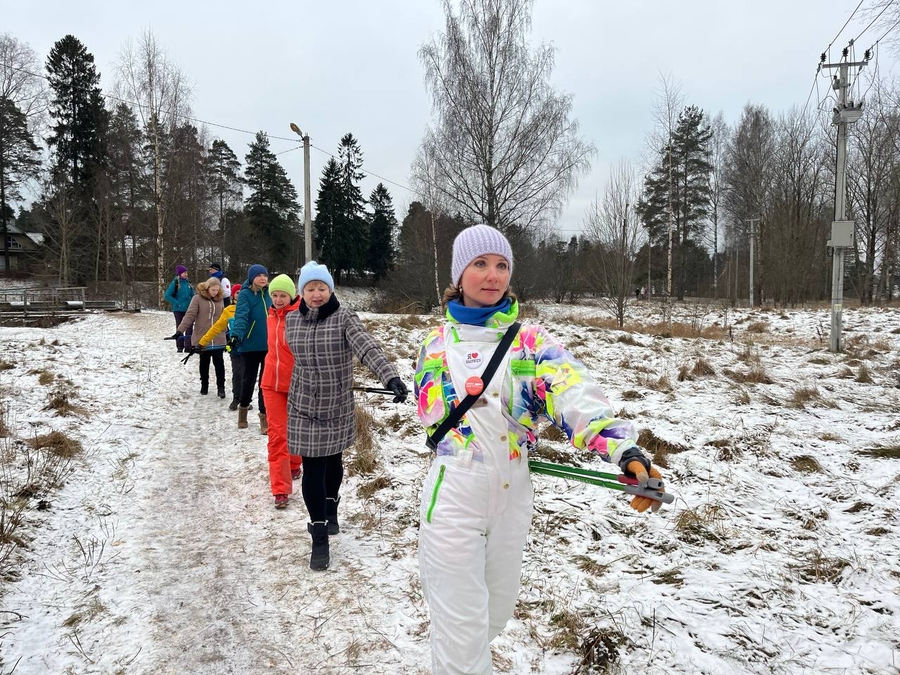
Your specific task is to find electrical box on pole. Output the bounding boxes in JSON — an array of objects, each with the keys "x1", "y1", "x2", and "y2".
[{"x1": 828, "y1": 220, "x2": 854, "y2": 248}]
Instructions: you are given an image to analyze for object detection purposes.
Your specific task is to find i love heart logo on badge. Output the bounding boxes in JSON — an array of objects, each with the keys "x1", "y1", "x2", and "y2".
[{"x1": 465, "y1": 351, "x2": 483, "y2": 369}]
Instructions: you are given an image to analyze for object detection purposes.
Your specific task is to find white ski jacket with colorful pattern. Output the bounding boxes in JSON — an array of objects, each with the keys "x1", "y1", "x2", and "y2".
[{"x1": 414, "y1": 301, "x2": 639, "y2": 467}]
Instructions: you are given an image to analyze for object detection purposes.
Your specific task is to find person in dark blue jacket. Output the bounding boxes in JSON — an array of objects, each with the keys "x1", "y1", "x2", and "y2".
[
  {"x1": 228, "y1": 263, "x2": 272, "y2": 430},
  {"x1": 164, "y1": 265, "x2": 195, "y2": 352}
]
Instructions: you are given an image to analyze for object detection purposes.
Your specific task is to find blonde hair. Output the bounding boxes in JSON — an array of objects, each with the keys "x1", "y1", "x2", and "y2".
[{"x1": 199, "y1": 277, "x2": 221, "y2": 297}]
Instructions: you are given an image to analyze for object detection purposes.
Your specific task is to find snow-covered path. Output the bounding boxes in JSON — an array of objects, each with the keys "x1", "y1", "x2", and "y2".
[{"x1": 0, "y1": 311, "x2": 432, "y2": 674}]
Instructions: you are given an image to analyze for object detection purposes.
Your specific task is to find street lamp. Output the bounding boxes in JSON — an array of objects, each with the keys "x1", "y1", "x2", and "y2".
[{"x1": 290, "y1": 123, "x2": 312, "y2": 265}]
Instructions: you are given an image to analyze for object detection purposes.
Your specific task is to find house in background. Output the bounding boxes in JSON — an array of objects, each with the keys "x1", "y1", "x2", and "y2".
[{"x1": 2, "y1": 222, "x2": 43, "y2": 272}]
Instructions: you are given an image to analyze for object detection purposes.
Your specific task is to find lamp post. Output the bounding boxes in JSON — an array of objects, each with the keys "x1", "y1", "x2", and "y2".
[{"x1": 290, "y1": 122, "x2": 312, "y2": 265}]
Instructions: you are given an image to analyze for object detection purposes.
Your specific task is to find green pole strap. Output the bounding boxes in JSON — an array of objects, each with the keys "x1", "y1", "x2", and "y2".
[{"x1": 528, "y1": 459, "x2": 675, "y2": 505}]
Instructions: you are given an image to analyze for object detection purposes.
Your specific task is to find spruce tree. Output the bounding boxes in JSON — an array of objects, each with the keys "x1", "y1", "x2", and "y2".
[
  {"x1": 337, "y1": 133, "x2": 368, "y2": 275},
  {"x1": 367, "y1": 183, "x2": 397, "y2": 283},
  {"x1": 313, "y1": 158, "x2": 345, "y2": 281},
  {"x1": 314, "y1": 134, "x2": 368, "y2": 283},
  {"x1": 244, "y1": 131, "x2": 300, "y2": 275},
  {"x1": 46, "y1": 35, "x2": 108, "y2": 194},
  {"x1": 45, "y1": 35, "x2": 109, "y2": 283},
  {"x1": 0, "y1": 97, "x2": 40, "y2": 271}
]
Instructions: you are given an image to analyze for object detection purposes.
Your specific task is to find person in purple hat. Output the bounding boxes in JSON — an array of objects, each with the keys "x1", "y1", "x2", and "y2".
[{"x1": 164, "y1": 264, "x2": 195, "y2": 352}]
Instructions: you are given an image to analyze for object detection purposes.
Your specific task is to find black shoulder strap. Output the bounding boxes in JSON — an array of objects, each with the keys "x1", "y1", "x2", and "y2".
[{"x1": 426, "y1": 322, "x2": 521, "y2": 451}]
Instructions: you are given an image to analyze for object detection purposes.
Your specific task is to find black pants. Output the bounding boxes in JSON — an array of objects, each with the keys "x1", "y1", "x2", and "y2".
[
  {"x1": 230, "y1": 352, "x2": 245, "y2": 400},
  {"x1": 239, "y1": 350, "x2": 266, "y2": 413},
  {"x1": 301, "y1": 453, "x2": 343, "y2": 522},
  {"x1": 172, "y1": 312, "x2": 192, "y2": 351},
  {"x1": 199, "y1": 349, "x2": 225, "y2": 387}
]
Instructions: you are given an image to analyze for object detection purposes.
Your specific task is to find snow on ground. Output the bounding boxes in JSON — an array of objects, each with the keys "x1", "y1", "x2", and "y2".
[{"x1": 0, "y1": 298, "x2": 899, "y2": 674}]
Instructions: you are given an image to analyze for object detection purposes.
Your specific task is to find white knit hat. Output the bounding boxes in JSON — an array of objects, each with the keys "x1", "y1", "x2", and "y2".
[{"x1": 451, "y1": 224, "x2": 514, "y2": 287}]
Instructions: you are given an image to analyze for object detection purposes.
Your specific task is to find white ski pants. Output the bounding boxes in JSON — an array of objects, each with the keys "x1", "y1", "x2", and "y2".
[{"x1": 418, "y1": 454, "x2": 533, "y2": 674}]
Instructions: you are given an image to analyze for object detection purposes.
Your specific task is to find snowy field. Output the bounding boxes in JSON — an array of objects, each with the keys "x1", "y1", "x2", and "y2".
[{"x1": 0, "y1": 298, "x2": 899, "y2": 674}]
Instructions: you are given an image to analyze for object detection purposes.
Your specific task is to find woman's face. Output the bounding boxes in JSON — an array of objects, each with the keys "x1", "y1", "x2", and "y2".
[
  {"x1": 208, "y1": 284, "x2": 220, "y2": 297},
  {"x1": 303, "y1": 281, "x2": 331, "y2": 308},
  {"x1": 459, "y1": 254, "x2": 510, "y2": 308},
  {"x1": 271, "y1": 290, "x2": 291, "y2": 309},
  {"x1": 179, "y1": 272, "x2": 189, "y2": 280},
  {"x1": 253, "y1": 273, "x2": 268, "y2": 289}
]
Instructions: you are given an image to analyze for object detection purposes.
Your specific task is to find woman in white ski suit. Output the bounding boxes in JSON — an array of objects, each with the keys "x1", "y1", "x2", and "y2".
[{"x1": 414, "y1": 225, "x2": 664, "y2": 675}]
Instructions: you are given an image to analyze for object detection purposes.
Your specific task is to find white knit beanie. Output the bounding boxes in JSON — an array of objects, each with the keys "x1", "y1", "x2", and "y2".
[{"x1": 451, "y1": 224, "x2": 514, "y2": 287}]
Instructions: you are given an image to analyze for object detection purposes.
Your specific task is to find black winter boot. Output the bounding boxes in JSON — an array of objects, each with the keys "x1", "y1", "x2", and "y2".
[
  {"x1": 217, "y1": 385, "x2": 226, "y2": 399},
  {"x1": 308, "y1": 522, "x2": 330, "y2": 571},
  {"x1": 326, "y1": 496, "x2": 341, "y2": 535},
  {"x1": 200, "y1": 381, "x2": 209, "y2": 395}
]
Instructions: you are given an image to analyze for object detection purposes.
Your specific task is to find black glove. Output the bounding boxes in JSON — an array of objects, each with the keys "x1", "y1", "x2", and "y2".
[
  {"x1": 188, "y1": 344, "x2": 204, "y2": 354},
  {"x1": 176, "y1": 331, "x2": 184, "y2": 338},
  {"x1": 387, "y1": 377, "x2": 408, "y2": 403},
  {"x1": 226, "y1": 335, "x2": 240, "y2": 353}
]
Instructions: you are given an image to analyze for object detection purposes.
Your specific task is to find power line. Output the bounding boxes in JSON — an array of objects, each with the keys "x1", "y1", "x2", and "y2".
[
  {"x1": 308, "y1": 142, "x2": 415, "y2": 194},
  {"x1": 854, "y1": 0, "x2": 896, "y2": 43},
  {"x1": 3, "y1": 62, "x2": 419, "y2": 195},
  {"x1": 830, "y1": 0, "x2": 866, "y2": 48},
  {"x1": 872, "y1": 12, "x2": 900, "y2": 45},
  {"x1": 803, "y1": 68, "x2": 822, "y2": 112}
]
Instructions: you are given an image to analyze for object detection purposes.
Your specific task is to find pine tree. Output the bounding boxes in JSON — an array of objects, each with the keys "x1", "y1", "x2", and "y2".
[
  {"x1": 207, "y1": 139, "x2": 243, "y2": 262},
  {"x1": 164, "y1": 124, "x2": 208, "y2": 270},
  {"x1": 367, "y1": 183, "x2": 397, "y2": 283},
  {"x1": 637, "y1": 105, "x2": 712, "y2": 299},
  {"x1": 244, "y1": 131, "x2": 300, "y2": 275},
  {"x1": 104, "y1": 103, "x2": 148, "y2": 289},
  {"x1": 0, "y1": 97, "x2": 40, "y2": 272}
]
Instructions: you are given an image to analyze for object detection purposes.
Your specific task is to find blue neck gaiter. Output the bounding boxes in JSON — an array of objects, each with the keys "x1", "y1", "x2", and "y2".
[{"x1": 447, "y1": 298, "x2": 512, "y2": 326}]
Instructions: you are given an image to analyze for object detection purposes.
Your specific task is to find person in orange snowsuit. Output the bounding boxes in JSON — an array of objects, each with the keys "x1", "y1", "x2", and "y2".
[{"x1": 262, "y1": 274, "x2": 303, "y2": 509}]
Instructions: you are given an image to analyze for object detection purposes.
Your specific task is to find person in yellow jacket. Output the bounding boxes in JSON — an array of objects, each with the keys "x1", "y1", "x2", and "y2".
[{"x1": 200, "y1": 283, "x2": 246, "y2": 411}]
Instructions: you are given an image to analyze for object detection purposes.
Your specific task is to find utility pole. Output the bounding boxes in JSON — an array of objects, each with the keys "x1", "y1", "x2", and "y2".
[
  {"x1": 666, "y1": 142, "x2": 674, "y2": 303},
  {"x1": 820, "y1": 48, "x2": 867, "y2": 352},
  {"x1": 747, "y1": 218, "x2": 759, "y2": 307},
  {"x1": 289, "y1": 122, "x2": 313, "y2": 265}
]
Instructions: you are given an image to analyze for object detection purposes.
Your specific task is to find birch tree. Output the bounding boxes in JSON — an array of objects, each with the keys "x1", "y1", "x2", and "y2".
[
  {"x1": 116, "y1": 29, "x2": 191, "y2": 305},
  {"x1": 413, "y1": 0, "x2": 593, "y2": 234}
]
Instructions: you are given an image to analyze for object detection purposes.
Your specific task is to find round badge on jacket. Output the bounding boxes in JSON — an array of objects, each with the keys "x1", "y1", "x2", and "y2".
[
  {"x1": 465, "y1": 351, "x2": 483, "y2": 369},
  {"x1": 465, "y1": 376, "x2": 484, "y2": 396}
]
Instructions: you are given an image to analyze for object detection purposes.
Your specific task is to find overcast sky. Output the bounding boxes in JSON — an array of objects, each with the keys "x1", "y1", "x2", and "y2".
[{"x1": 5, "y1": 0, "x2": 899, "y2": 236}]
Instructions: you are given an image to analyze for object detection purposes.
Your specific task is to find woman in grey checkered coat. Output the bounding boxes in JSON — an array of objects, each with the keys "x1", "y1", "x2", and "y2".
[{"x1": 285, "y1": 262, "x2": 409, "y2": 570}]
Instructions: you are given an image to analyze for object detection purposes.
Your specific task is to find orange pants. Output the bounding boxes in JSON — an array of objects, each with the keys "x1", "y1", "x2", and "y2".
[{"x1": 261, "y1": 389, "x2": 302, "y2": 496}]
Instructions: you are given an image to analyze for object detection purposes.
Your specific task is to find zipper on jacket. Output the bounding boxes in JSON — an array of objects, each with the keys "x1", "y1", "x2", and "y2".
[
  {"x1": 274, "y1": 313, "x2": 283, "y2": 390},
  {"x1": 426, "y1": 464, "x2": 446, "y2": 524}
]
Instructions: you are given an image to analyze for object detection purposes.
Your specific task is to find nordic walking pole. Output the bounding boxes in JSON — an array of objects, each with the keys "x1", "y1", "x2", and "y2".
[
  {"x1": 529, "y1": 459, "x2": 674, "y2": 505},
  {"x1": 352, "y1": 386, "x2": 395, "y2": 396}
]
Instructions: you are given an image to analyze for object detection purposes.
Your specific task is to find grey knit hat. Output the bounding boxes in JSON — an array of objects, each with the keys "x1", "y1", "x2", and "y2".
[{"x1": 451, "y1": 224, "x2": 514, "y2": 287}]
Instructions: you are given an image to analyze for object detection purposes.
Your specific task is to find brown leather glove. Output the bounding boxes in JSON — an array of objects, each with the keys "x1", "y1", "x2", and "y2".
[{"x1": 625, "y1": 460, "x2": 665, "y2": 513}]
